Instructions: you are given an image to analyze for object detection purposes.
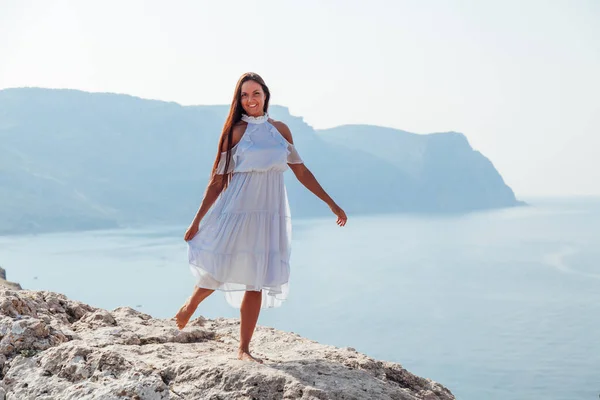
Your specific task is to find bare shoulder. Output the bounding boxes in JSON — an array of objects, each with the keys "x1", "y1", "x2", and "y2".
[
  {"x1": 269, "y1": 119, "x2": 294, "y2": 144},
  {"x1": 232, "y1": 120, "x2": 247, "y2": 135},
  {"x1": 220, "y1": 122, "x2": 247, "y2": 152}
]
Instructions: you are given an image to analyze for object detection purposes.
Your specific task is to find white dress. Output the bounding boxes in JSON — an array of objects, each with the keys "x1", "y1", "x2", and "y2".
[{"x1": 187, "y1": 113, "x2": 304, "y2": 308}]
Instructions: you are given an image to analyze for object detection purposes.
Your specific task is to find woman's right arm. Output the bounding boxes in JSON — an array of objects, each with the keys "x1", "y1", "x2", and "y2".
[
  {"x1": 184, "y1": 123, "x2": 246, "y2": 241},
  {"x1": 184, "y1": 174, "x2": 227, "y2": 241}
]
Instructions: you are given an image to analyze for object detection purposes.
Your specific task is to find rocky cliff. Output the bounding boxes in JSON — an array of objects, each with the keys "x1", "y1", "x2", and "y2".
[
  {"x1": 0, "y1": 289, "x2": 455, "y2": 399},
  {"x1": 0, "y1": 269, "x2": 21, "y2": 291}
]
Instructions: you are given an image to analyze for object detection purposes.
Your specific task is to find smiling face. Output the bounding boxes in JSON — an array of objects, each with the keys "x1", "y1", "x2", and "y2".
[{"x1": 240, "y1": 80, "x2": 266, "y2": 117}]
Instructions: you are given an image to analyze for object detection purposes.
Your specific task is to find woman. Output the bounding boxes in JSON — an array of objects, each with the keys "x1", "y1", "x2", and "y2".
[{"x1": 174, "y1": 72, "x2": 347, "y2": 363}]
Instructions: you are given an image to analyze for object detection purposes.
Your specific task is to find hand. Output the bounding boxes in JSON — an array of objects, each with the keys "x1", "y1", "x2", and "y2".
[
  {"x1": 184, "y1": 221, "x2": 200, "y2": 241},
  {"x1": 330, "y1": 204, "x2": 347, "y2": 227}
]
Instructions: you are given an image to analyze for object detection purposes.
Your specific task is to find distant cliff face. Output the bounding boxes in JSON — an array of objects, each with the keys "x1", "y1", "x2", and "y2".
[
  {"x1": 318, "y1": 125, "x2": 523, "y2": 212},
  {"x1": 0, "y1": 268, "x2": 21, "y2": 290},
  {"x1": 0, "y1": 289, "x2": 455, "y2": 399},
  {"x1": 0, "y1": 88, "x2": 522, "y2": 234}
]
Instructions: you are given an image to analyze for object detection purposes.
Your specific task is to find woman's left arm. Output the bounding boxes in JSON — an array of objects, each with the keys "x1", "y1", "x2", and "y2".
[{"x1": 274, "y1": 121, "x2": 347, "y2": 227}]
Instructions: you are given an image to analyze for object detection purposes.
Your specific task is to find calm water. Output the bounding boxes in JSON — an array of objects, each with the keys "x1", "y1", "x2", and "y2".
[{"x1": 1, "y1": 198, "x2": 599, "y2": 400}]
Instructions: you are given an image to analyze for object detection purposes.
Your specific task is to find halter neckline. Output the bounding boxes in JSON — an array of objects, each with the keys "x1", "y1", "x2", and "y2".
[{"x1": 241, "y1": 113, "x2": 269, "y2": 124}]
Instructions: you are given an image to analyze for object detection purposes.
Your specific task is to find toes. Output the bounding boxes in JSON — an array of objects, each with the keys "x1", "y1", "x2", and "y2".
[{"x1": 238, "y1": 351, "x2": 263, "y2": 363}]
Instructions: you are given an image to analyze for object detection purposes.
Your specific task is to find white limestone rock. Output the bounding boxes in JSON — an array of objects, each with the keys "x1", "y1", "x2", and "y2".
[{"x1": 0, "y1": 290, "x2": 455, "y2": 399}]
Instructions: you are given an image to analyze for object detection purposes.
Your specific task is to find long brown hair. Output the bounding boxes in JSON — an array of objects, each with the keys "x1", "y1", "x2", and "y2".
[{"x1": 212, "y1": 72, "x2": 271, "y2": 187}]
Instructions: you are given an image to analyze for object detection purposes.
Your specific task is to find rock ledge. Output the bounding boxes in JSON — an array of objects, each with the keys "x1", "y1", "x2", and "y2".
[{"x1": 0, "y1": 290, "x2": 455, "y2": 399}]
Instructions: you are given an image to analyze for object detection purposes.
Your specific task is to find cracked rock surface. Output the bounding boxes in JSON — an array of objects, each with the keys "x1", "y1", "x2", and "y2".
[{"x1": 0, "y1": 290, "x2": 455, "y2": 399}]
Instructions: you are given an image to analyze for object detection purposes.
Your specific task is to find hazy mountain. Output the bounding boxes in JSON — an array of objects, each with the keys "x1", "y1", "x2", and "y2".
[
  {"x1": 318, "y1": 125, "x2": 520, "y2": 212},
  {"x1": 0, "y1": 88, "x2": 521, "y2": 234}
]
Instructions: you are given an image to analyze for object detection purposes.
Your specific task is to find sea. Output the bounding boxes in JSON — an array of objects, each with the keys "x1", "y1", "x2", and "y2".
[{"x1": 1, "y1": 197, "x2": 598, "y2": 400}]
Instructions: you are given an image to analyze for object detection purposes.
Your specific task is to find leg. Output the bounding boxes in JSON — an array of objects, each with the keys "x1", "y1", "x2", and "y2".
[
  {"x1": 238, "y1": 290, "x2": 263, "y2": 363},
  {"x1": 174, "y1": 285, "x2": 215, "y2": 330}
]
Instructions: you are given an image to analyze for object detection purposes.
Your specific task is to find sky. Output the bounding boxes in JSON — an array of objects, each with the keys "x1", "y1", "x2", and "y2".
[{"x1": 1, "y1": 0, "x2": 599, "y2": 197}]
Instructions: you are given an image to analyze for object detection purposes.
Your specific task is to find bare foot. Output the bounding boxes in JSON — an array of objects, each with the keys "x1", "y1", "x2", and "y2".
[
  {"x1": 237, "y1": 349, "x2": 263, "y2": 364},
  {"x1": 174, "y1": 301, "x2": 195, "y2": 330}
]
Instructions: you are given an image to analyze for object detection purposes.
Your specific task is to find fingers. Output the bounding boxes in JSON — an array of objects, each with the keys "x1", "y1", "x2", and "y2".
[
  {"x1": 336, "y1": 214, "x2": 347, "y2": 227},
  {"x1": 331, "y1": 205, "x2": 347, "y2": 227},
  {"x1": 339, "y1": 209, "x2": 347, "y2": 226}
]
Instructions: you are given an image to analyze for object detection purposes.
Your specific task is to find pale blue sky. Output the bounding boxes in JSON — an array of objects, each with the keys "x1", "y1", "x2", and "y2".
[{"x1": 1, "y1": 0, "x2": 598, "y2": 196}]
